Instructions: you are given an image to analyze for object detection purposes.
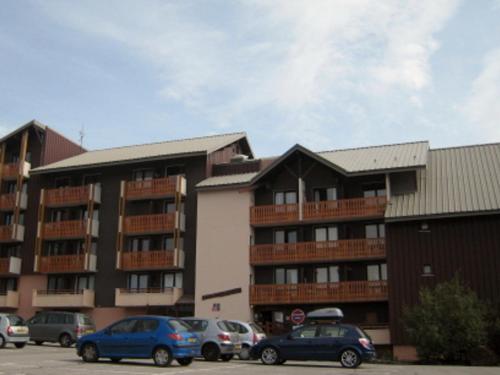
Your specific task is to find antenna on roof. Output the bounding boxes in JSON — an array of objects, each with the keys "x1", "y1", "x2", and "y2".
[{"x1": 79, "y1": 125, "x2": 85, "y2": 148}]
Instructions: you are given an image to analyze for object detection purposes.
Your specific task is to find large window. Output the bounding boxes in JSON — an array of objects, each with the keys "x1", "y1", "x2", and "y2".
[
  {"x1": 274, "y1": 229, "x2": 297, "y2": 244},
  {"x1": 166, "y1": 165, "x2": 185, "y2": 176},
  {"x1": 274, "y1": 191, "x2": 297, "y2": 205},
  {"x1": 129, "y1": 274, "x2": 149, "y2": 290},
  {"x1": 365, "y1": 224, "x2": 385, "y2": 239},
  {"x1": 275, "y1": 268, "x2": 298, "y2": 284},
  {"x1": 313, "y1": 187, "x2": 337, "y2": 202},
  {"x1": 367, "y1": 264, "x2": 387, "y2": 281},
  {"x1": 363, "y1": 187, "x2": 386, "y2": 198},
  {"x1": 315, "y1": 266, "x2": 339, "y2": 283},
  {"x1": 130, "y1": 238, "x2": 151, "y2": 252},
  {"x1": 133, "y1": 169, "x2": 154, "y2": 181},
  {"x1": 163, "y1": 272, "x2": 183, "y2": 288},
  {"x1": 315, "y1": 226, "x2": 338, "y2": 241}
]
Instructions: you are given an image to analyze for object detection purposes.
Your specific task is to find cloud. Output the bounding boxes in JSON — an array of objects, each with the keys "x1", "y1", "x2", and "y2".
[
  {"x1": 463, "y1": 48, "x2": 500, "y2": 139},
  {"x1": 37, "y1": 0, "x2": 460, "y2": 151}
]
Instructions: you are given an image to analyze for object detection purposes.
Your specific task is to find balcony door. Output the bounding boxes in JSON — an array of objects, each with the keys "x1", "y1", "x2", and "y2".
[
  {"x1": 275, "y1": 268, "x2": 298, "y2": 285},
  {"x1": 274, "y1": 191, "x2": 297, "y2": 205},
  {"x1": 365, "y1": 224, "x2": 385, "y2": 239},
  {"x1": 129, "y1": 274, "x2": 149, "y2": 291},
  {"x1": 313, "y1": 187, "x2": 337, "y2": 202},
  {"x1": 130, "y1": 237, "x2": 151, "y2": 253},
  {"x1": 315, "y1": 266, "x2": 339, "y2": 283}
]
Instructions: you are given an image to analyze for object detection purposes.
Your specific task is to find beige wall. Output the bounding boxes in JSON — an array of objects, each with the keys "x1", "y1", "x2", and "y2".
[
  {"x1": 195, "y1": 188, "x2": 252, "y2": 321},
  {"x1": 90, "y1": 307, "x2": 147, "y2": 330},
  {"x1": 17, "y1": 274, "x2": 47, "y2": 319}
]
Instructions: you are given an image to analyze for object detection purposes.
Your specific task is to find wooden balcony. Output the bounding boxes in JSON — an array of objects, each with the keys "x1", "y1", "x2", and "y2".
[
  {"x1": 125, "y1": 176, "x2": 186, "y2": 200},
  {"x1": 2, "y1": 161, "x2": 30, "y2": 180},
  {"x1": 44, "y1": 184, "x2": 101, "y2": 207},
  {"x1": 38, "y1": 254, "x2": 97, "y2": 273},
  {"x1": 0, "y1": 256, "x2": 22, "y2": 275},
  {"x1": 115, "y1": 287, "x2": 183, "y2": 307},
  {"x1": 0, "y1": 224, "x2": 25, "y2": 242},
  {"x1": 123, "y1": 213, "x2": 185, "y2": 235},
  {"x1": 121, "y1": 249, "x2": 184, "y2": 271},
  {"x1": 43, "y1": 220, "x2": 99, "y2": 240},
  {"x1": 32, "y1": 289, "x2": 95, "y2": 308},
  {"x1": 0, "y1": 290, "x2": 19, "y2": 309},
  {"x1": 250, "y1": 238, "x2": 386, "y2": 265},
  {"x1": 250, "y1": 280, "x2": 388, "y2": 305},
  {"x1": 0, "y1": 192, "x2": 27, "y2": 211},
  {"x1": 250, "y1": 197, "x2": 387, "y2": 226}
]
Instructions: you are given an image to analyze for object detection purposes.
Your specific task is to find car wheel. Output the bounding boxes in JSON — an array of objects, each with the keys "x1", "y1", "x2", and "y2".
[
  {"x1": 340, "y1": 349, "x2": 361, "y2": 368},
  {"x1": 220, "y1": 354, "x2": 233, "y2": 361},
  {"x1": 153, "y1": 347, "x2": 172, "y2": 367},
  {"x1": 59, "y1": 333, "x2": 73, "y2": 348},
  {"x1": 260, "y1": 346, "x2": 280, "y2": 365},
  {"x1": 177, "y1": 357, "x2": 193, "y2": 366},
  {"x1": 202, "y1": 343, "x2": 220, "y2": 361},
  {"x1": 238, "y1": 345, "x2": 250, "y2": 360},
  {"x1": 0, "y1": 335, "x2": 5, "y2": 349},
  {"x1": 110, "y1": 358, "x2": 121, "y2": 363},
  {"x1": 81, "y1": 343, "x2": 99, "y2": 363},
  {"x1": 15, "y1": 343, "x2": 26, "y2": 349},
  {"x1": 34, "y1": 341, "x2": 44, "y2": 346}
]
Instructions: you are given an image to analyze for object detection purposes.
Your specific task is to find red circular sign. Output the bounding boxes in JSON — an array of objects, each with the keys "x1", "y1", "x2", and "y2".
[{"x1": 290, "y1": 309, "x2": 306, "y2": 325}]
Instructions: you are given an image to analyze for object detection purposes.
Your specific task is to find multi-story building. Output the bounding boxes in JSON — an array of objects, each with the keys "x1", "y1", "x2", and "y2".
[
  {"x1": 0, "y1": 120, "x2": 85, "y2": 317},
  {"x1": 195, "y1": 141, "x2": 500, "y2": 360},
  {"x1": 27, "y1": 131, "x2": 252, "y2": 328}
]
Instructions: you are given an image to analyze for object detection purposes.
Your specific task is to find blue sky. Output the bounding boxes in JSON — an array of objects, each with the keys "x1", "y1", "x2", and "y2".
[{"x1": 1, "y1": 0, "x2": 499, "y2": 156}]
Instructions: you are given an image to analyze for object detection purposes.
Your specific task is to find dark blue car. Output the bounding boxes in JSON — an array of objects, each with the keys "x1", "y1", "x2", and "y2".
[
  {"x1": 250, "y1": 323, "x2": 376, "y2": 368},
  {"x1": 76, "y1": 316, "x2": 200, "y2": 367}
]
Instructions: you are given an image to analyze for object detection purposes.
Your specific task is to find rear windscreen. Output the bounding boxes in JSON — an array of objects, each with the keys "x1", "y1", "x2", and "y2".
[
  {"x1": 7, "y1": 315, "x2": 25, "y2": 326},
  {"x1": 249, "y1": 323, "x2": 265, "y2": 333},
  {"x1": 183, "y1": 320, "x2": 208, "y2": 332},
  {"x1": 168, "y1": 319, "x2": 192, "y2": 333},
  {"x1": 217, "y1": 321, "x2": 233, "y2": 332},
  {"x1": 78, "y1": 314, "x2": 94, "y2": 326}
]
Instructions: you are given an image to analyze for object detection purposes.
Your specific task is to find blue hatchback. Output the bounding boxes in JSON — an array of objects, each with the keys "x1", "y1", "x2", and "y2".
[
  {"x1": 250, "y1": 323, "x2": 376, "y2": 368},
  {"x1": 76, "y1": 316, "x2": 200, "y2": 367}
]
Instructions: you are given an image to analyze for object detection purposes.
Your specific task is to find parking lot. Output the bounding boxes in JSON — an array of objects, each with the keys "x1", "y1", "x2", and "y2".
[{"x1": 0, "y1": 344, "x2": 498, "y2": 375}]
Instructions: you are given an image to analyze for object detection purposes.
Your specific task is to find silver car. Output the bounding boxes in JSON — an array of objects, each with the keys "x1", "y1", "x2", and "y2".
[
  {"x1": 0, "y1": 313, "x2": 30, "y2": 348},
  {"x1": 27, "y1": 311, "x2": 95, "y2": 347},
  {"x1": 182, "y1": 318, "x2": 241, "y2": 361},
  {"x1": 228, "y1": 321, "x2": 267, "y2": 360}
]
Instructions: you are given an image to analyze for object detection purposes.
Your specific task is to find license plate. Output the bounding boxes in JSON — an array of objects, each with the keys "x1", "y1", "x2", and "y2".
[
  {"x1": 235, "y1": 344, "x2": 241, "y2": 350},
  {"x1": 13, "y1": 327, "x2": 28, "y2": 334},
  {"x1": 188, "y1": 338, "x2": 196, "y2": 343},
  {"x1": 85, "y1": 330, "x2": 94, "y2": 334}
]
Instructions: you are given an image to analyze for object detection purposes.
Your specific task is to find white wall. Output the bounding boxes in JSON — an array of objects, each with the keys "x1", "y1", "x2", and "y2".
[{"x1": 195, "y1": 188, "x2": 252, "y2": 321}]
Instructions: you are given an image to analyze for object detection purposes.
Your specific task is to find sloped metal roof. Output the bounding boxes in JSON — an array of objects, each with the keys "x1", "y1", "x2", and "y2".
[
  {"x1": 196, "y1": 172, "x2": 258, "y2": 188},
  {"x1": 386, "y1": 143, "x2": 500, "y2": 219},
  {"x1": 319, "y1": 141, "x2": 429, "y2": 173},
  {"x1": 32, "y1": 132, "x2": 247, "y2": 173}
]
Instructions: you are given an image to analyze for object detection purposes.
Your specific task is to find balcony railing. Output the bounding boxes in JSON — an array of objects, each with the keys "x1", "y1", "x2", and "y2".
[
  {"x1": 44, "y1": 185, "x2": 101, "y2": 207},
  {"x1": 32, "y1": 289, "x2": 95, "y2": 308},
  {"x1": 250, "y1": 197, "x2": 387, "y2": 226},
  {"x1": 121, "y1": 249, "x2": 184, "y2": 271},
  {"x1": 125, "y1": 176, "x2": 186, "y2": 200},
  {"x1": 0, "y1": 192, "x2": 27, "y2": 211},
  {"x1": 39, "y1": 254, "x2": 87, "y2": 273},
  {"x1": 123, "y1": 213, "x2": 184, "y2": 235},
  {"x1": 0, "y1": 224, "x2": 25, "y2": 242},
  {"x1": 43, "y1": 220, "x2": 99, "y2": 240},
  {"x1": 250, "y1": 280, "x2": 388, "y2": 305},
  {"x1": 0, "y1": 256, "x2": 22, "y2": 275},
  {"x1": 2, "y1": 161, "x2": 30, "y2": 180},
  {"x1": 250, "y1": 238, "x2": 386, "y2": 265},
  {"x1": 0, "y1": 290, "x2": 19, "y2": 308},
  {"x1": 115, "y1": 287, "x2": 183, "y2": 307}
]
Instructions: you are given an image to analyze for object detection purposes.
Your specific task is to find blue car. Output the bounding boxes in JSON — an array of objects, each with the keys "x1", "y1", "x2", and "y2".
[
  {"x1": 250, "y1": 323, "x2": 376, "y2": 368},
  {"x1": 76, "y1": 316, "x2": 200, "y2": 367}
]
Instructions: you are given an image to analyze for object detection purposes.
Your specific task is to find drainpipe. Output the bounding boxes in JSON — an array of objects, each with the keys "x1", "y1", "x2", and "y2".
[
  {"x1": 298, "y1": 177, "x2": 304, "y2": 221},
  {"x1": 385, "y1": 173, "x2": 391, "y2": 201}
]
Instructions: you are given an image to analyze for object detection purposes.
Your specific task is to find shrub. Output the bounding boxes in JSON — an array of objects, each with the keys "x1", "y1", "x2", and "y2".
[
  {"x1": 468, "y1": 346, "x2": 498, "y2": 366},
  {"x1": 403, "y1": 276, "x2": 488, "y2": 363}
]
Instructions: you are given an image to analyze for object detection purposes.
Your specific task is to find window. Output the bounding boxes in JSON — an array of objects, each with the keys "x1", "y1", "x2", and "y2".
[
  {"x1": 275, "y1": 268, "x2": 285, "y2": 284},
  {"x1": 163, "y1": 272, "x2": 183, "y2": 288},
  {"x1": 0, "y1": 278, "x2": 17, "y2": 293},
  {"x1": 29, "y1": 314, "x2": 46, "y2": 325},
  {"x1": 183, "y1": 319, "x2": 208, "y2": 332},
  {"x1": 133, "y1": 169, "x2": 154, "y2": 181},
  {"x1": 166, "y1": 165, "x2": 185, "y2": 176},
  {"x1": 129, "y1": 274, "x2": 149, "y2": 290},
  {"x1": 163, "y1": 237, "x2": 174, "y2": 250},
  {"x1": 167, "y1": 319, "x2": 191, "y2": 332},
  {"x1": 367, "y1": 264, "x2": 387, "y2": 281},
  {"x1": 130, "y1": 238, "x2": 150, "y2": 252},
  {"x1": 363, "y1": 187, "x2": 386, "y2": 198},
  {"x1": 54, "y1": 177, "x2": 71, "y2": 188},
  {"x1": 110, "y1": 319, "x2": 137, "y2": 335},
  {"x1": 47, "y1": 313, "x2": 66, "y2": 324},
  {"x1": 291, "y1": 326, "x2": 317, "y2": 339},
  {"x1": 6, "y1": 182, "x2": 16, "y2": 194},
  {"x1": 77, "y1": 275, "x2": 95, "y2": 290},
  {"x1": 135, "y1": 319, "x2": 159, "y2": 333},
  {"x1": 365, "y1": 224, "x2": 385, "y2": 239},
  {"x1": 314, "y1": 187, "x2": 337, "y2": 202},
  {"x1": 318, "y1": 325, "x2": 349, "y2": 338},
  {"x1": 315, "y1": 226, "x2": 338, "y2": 241},
  {"x1": 315, "y1": 266, "x2": 339, "y2": 283},
  {"x1": 274, "y1": 229, "x2": 297, "y2": 244},
  {"x1": 286, "y1": 269, "x2": 298, "y2": 284},
  {"x1": 274, "y1": 191, "x2": 297, "y2": 205},
  {"x1": 50, "y1": 210, "x2": 66, "y2": 222},
  {"x1": 164, "y1": 202, "x2": 177, "y2": 213},
  {"x1": 4, "y1": 213, "x2": 14, "y2": 225},
  {"x1": 423, "y1": 264, "x2": 433, "y2": 275}
]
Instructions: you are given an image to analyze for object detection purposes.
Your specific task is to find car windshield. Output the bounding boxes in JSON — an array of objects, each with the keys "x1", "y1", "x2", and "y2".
[
  {"x1": 78, "y1": 314, "x2": 94, "y2": 326},
  {"x1": 249, "y1": 323, "x2": 265, "y2": 333},
  {"x1": 7, "y1": 315, "x2": 25, "y2": 326},
  {"x1": 168, "y1": 319, "x2": 192, "y2": 333}
]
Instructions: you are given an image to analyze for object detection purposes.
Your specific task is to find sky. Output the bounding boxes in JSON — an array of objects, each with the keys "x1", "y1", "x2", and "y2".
[{"x1": 0, "y1": 0, "x2": 499, "y2": 156}]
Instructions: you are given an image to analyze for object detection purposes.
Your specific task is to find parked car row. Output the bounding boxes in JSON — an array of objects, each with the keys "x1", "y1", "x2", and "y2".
[{"x1": 1, "y1": 308, "x2": 376, "y2": 369}]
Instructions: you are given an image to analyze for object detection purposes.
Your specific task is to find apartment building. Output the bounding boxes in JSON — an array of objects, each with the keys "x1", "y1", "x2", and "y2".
[
  {"x1": 195, "y1": 141, "x2": 500, "y2": 359},
  {"x1": 0, "y1": 120, "x2": 85, "y2": 317}
]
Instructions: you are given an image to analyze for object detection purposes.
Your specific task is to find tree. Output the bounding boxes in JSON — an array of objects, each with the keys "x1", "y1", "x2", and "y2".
[{"x1": 404, "y1": 276, "x2": 487, "y2": 363}]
